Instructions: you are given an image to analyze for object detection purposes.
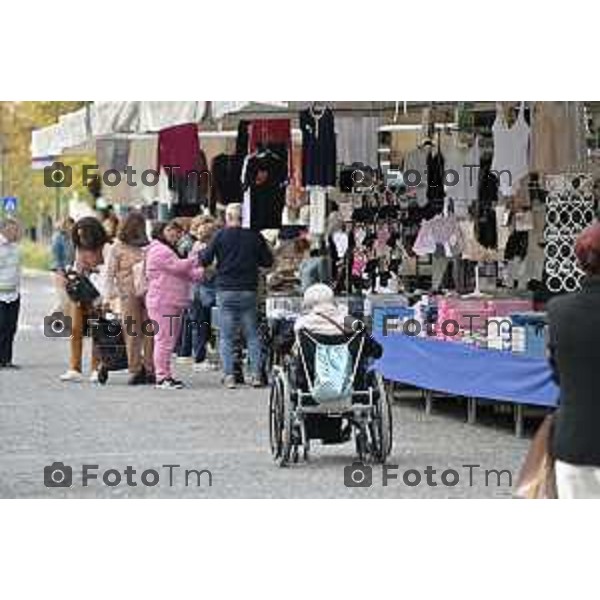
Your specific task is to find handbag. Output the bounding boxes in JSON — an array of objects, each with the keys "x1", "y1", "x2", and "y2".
[
  {"x1": 64, "y1": 269, "x2": 100, "y2": 305},
  {"x1": 515, "y1": 414, "x2": 558, "y2": 499},
  {"x1": 132, "y1": 250, "x2": 148, "y2": 298}
]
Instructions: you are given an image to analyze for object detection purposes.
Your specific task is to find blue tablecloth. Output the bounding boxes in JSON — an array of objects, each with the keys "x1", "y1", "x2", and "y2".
[{"x1": 374, "y1": 333, "x2": 559, "y2": 407}]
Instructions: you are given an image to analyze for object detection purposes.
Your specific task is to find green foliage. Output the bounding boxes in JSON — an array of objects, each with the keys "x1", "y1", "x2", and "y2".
[
  {"x1": 0, "y1": 101, "x2": 92, "y2": 228},
  {"x1": 20, "y1": 239, "x2": 51, "y2": 271}
]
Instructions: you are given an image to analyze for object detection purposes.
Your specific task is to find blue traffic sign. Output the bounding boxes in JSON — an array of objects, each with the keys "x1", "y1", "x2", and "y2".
[{"x1": 2, "y1": 197, "x2": 17, "y2": 212}]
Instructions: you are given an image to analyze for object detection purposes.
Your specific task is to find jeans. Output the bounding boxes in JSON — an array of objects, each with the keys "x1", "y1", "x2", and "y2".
[
  {"x1": 217, "y1": 290, "x2": 261, "y2": 377},
  {"x1": 179, "y1": 299, "x2": 214, "y2": 363}
]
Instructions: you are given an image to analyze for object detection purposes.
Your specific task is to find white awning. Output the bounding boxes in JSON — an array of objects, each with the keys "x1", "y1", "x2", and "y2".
[
  {"x1": 211, "y1": 101, "x2": 288, "y2": 119},
  {"x1": 30, "y1": 123, "x2": 64, "y2": 159},
  {"x1": 59, "y1": 107, "x2": 90, "y2": 149},
  {"x1": 138, "y1": 101, "x2": 206, "y2": 131},
  {"x1": 90, "y1": 101, "x2": 139, "y2": 136}
]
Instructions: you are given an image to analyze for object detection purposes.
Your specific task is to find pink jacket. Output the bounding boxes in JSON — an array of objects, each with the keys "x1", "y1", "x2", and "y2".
[{"x1": 145, "y1": 240, "x2": 203, "y2": 309}]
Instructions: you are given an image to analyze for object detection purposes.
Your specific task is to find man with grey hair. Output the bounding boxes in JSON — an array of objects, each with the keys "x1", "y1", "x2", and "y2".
[{"x1": 201, "y1": 203, "x2": 274, "y2": 389}]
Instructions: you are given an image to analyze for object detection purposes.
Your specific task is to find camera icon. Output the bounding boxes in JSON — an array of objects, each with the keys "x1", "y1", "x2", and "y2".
[
  {"x1": 44, "y1": 311, "x2": 72, "y2": 338},
  {"x1": 44, "y1": 462, "x2": 73, "y2": 488},
  {"x1": 344, "y1": 462, "x2": 372, "y2": 488},
  {"x1": 343, "y1": 315, "x2": 372, "y2": 335},
  {"x1": 44, "y1": 161, "x2": 72, "y2": 188}
]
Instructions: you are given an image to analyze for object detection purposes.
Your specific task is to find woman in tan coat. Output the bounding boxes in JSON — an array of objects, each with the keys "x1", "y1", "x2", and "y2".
[{"x1": 105, "y1": 211, "x2": 154, "y2": 385}]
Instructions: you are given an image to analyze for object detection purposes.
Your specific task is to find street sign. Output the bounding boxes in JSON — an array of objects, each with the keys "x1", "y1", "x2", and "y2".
[{"x1": 2, "y1": 197, "x2": 17, "y2": 212}]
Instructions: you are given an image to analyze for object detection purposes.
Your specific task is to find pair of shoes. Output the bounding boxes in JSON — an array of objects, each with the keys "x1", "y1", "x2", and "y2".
[
  {"x1": 60, "y1": 370, "x2": 83, "y2": 382},
  {"x1": 223, "y1": 375, "x2": 237, "y2": 389},
  {"x1": 193, "y1": 361, "x2": 212, "y2": 373},
  {"x1": 155, "y1": 377, "x2": 184, "y2": 390},
  {"x1": 128, "y1": 370, "x2": 147, "y2": 385},
  {"x1": 249, "y1": 376, "x2": 264, "y2": 388},
  {"x1": 175, "y1": 356, "x2": 193, "y2": 365}
]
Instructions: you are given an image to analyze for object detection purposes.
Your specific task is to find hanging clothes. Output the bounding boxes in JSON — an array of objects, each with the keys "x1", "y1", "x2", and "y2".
[
  {"x1": 96, "y1": 138, "x2": 130, "y2": 173},
  {"x1": 236, "y1": 120, "x2": 250, "y2": 156},
  {"x1": 300, "y1": 106, "x2": 337, "y2": 187},
  {"x1": 530, "y1": 102, "x2": 584, "y2": 175},
  {"x1": 403, "y1": 147, "x2": 428, "y2": 206},
  {"x1": 491, "y1": 102, "x2": 530, "y2": 196},
  {"x1": 249, "y1": 119, "x2": 291, "y2": 153},
  {"x1": 443, "y1": 138, "x2": 480, "y2": 218},
  {"x1": 128, "y1": 136, "x2": 160, "y2": 204},
  {"x1": 158, "y1": 123, "x2": 201, "y2": 176},
  {"x1": 242, "y1": 150, "x2": 288, "y2": 230},
  {"x1": 336, "y1": 116, "x2": 381, "y2": 168},
  {"x1": 426, "y1": 149, "x2": 446, "y2": 217},
  {"x1": 211, "y1": 154, "x2": 245, "y2": 208}
]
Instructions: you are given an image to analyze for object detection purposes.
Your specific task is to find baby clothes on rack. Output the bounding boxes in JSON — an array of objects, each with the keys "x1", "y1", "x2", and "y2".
[{"x1": 413, "y1": 214, "x2": 463, "y2": 258}]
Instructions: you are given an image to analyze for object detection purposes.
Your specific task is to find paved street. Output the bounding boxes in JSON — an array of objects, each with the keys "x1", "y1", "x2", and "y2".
[{"x1": 0, "y1": 273, "x2": 530, "y2": 498}]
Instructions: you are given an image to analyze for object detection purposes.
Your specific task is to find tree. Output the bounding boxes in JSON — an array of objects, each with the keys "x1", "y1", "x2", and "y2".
[{"x1": 0, "y1": 101, "x2": 95, "y2": 230}]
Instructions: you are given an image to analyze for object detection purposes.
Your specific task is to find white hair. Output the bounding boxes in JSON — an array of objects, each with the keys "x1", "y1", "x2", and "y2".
[
  {"x1": 225, "y1": 203, "x2": 242, "y2": 225},
  {"x1": 302, "y1": 283, "x2": 335, "y2": 310}
]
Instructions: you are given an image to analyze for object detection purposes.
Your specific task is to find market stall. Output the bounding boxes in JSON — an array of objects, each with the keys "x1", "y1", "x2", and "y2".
[{"x1": 30, "y1": 101, "x2": 598, "y2": 423}]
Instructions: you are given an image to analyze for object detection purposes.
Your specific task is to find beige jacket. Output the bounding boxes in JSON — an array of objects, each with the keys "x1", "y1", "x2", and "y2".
[{"x1": 105, "y1": 240, "x2": 146, "y2": 301}]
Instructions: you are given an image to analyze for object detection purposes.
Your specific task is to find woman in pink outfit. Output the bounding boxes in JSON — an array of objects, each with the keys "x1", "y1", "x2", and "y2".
[{"x1": 146, "y1": 220, "x2": 203, "y2": 389}]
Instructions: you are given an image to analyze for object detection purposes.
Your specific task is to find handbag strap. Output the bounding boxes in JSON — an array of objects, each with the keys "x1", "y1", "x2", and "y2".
[{"x1": 315, "y1": 311, "x2": 347, "y2": 335}]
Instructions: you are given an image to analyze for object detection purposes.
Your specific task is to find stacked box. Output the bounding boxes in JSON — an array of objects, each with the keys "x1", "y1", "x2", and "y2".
[{"x1": 510, "y1": 313, "x2": 547, "y2": 358}]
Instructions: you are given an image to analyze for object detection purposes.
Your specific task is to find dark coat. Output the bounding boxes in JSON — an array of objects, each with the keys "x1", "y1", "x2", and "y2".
[{"x1": 549, "y1": 276, "x2": 600, "y2": 466}]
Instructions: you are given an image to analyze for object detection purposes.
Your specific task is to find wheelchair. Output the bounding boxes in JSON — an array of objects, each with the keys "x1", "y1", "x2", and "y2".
[{"x1": 269, "y1": 327, "x2": 393, "y2": 466}]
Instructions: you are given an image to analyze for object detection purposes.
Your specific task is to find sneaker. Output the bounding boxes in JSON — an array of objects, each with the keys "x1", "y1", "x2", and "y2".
[
  {"x1": 250, "y1": 375, "x2": 264, "y2": 388},
  {"x1": 144, "y1": 372, "x2": 156, "y2": 385},
  {"x1": 89, "y1": 370, "x2": 100, "y2": 384},
  {"x1": 223, "y1": 375, "x2": 237, "y2": 389},
  {"x1": 175, "y1": 356, "x2": 193, "y2": 365},
  {"x1": 193, "y1": 361, "x2": 212, "y2": 373},
  {"x1": 3, "y1": 363, "x2": 21, "y2": 370},
  {"x1": 155, "y1": 377, "x2": 184, "y2": 390},
  {"x1": 60, "y1": 370, "x2": 83, "y2": 382}
]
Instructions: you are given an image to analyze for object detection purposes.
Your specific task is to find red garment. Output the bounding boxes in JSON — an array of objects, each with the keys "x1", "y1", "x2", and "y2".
[
  {"x1": 249, "y1": 119, "x2": 291, "y2": 153},
  {"x1": 157, "y1": 123, "x2": 200, "y2": 176}
]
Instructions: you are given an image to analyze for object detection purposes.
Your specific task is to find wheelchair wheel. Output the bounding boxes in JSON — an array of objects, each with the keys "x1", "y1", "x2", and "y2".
[
  {"x1": 269, "y1": 368, "x2": 292, "y2": 467},
  {"x1": 372, "y1": 375, "x2": 393, "y2": 463}
]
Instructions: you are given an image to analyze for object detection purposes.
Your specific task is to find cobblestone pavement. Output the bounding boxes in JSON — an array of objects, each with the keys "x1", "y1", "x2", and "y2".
[{"x1": 0, "y1": 273, "x2": 530, "y2": 498}]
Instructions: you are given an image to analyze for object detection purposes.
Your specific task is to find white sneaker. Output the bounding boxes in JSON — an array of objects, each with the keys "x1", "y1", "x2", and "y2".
[
  {"x1": 60, "y1": 370, "x2": 83, "y2": 382},
  {"x1": 193, "y1": 361, "x2": 212, "y2": 372},
  {"x1": 89, "y1": 370, "x2": 99, "y2": 383},
  {"x1": 175, "y1": 356, "x2": 193, "y2": 365}
]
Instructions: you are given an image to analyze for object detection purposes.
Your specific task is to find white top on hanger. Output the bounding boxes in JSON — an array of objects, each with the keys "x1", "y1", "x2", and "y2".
[{"x1": 491, "y1": 101, "x2": 530, "y2": 197}]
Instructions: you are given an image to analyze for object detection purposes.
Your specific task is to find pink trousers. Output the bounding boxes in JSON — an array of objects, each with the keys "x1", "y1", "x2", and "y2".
[{"x1": 146, "y1": 304, "x2": 183, "y2": 381}]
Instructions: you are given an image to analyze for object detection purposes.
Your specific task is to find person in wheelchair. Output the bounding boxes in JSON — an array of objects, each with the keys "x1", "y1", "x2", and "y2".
[{"x1": 289, "y1": 284, "x2": 383, "y2": 444}]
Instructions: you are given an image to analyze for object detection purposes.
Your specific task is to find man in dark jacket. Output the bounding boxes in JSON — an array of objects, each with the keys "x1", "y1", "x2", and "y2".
[{"x1": 201, "y1": 203, "x2": 273, "y2": 389}]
